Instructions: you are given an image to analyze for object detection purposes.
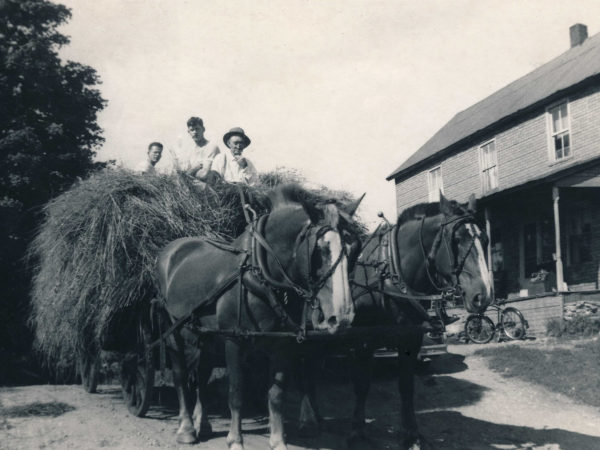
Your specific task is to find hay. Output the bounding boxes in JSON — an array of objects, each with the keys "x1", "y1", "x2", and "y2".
[{"x1": 28, "y1": 168, "x2": 364, "y2": 367}]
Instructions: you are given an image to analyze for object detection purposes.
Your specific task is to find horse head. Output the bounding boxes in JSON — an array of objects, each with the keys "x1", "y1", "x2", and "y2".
[
  {"x1": 395, "y1": 192, "x2": 492, "y2": 314},
  {"x1": 266, "y1": 185, "x2": 359, "y2": 333},
  {"x1": 433, "y1": 193, "x2": 493, "y2": 313}
]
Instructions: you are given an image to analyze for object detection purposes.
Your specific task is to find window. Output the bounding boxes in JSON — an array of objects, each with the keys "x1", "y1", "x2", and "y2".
[
  {"x1": 479, "y1": 140, "x2": 498, "y2": 192},
  {"x1": 567, "y1": 210, "x2": 592, "y2": 265},
  {"x1": 547, "y1": 102, "x2": 571, "y2": 161},
  {"x1": 427, "y1": 166, "x2": 443, "y2": 202}
]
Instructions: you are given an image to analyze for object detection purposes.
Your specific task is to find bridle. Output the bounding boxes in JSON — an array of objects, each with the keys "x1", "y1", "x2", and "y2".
[
  {"x1": 248, "y1": 213, "x2": 347, "y2": 340},
  {"x1": 252, "y1": 215, "x2": 345, "y2": 305},
  {"x1": 419, "y1": 213, "x2": 485, "y2": 300},
  {"x1": 351, "y1": 211, "x2": 486, "y2": 319}
]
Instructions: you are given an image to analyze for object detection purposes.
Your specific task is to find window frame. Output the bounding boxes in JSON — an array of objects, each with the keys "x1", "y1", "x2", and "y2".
[
  {"x1": 546, "y1": 100, "x2": 572, "y2": 163},
  {"x1": 478, "y1": 139, "x2": 499, "y2": 194},
  {"x1": 427, "y1": 165, "x2": 444, "y2": 202}
]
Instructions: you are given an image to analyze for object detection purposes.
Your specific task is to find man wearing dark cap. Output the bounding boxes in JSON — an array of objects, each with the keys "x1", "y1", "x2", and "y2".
[
  {"x1": 178, "y1": 116, "x2": 220, "y2": 179},
  {"x1": 211, "y1": 127, "x2": 258, "y2": 185}
]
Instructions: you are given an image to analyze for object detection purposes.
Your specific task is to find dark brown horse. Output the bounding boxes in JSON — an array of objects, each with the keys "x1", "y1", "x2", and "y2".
[
  {"x1": 156, "y1": 185, "x2": 362, "y2": 449},
  {"x1": 298, "y1": 193, "x2": 492, "y2": 449}
]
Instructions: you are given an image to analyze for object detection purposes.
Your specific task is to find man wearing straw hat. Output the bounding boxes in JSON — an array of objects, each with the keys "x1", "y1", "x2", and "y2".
[
  {"x1": 211, "y1": 127, "x2": 258, "y2": 185},
  {"x1": 179, "y1": 116, "x2": 221, "y2": 180}
]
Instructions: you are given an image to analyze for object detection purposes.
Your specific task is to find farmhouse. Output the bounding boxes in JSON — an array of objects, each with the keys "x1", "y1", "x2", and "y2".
[{"x1": 387, "y1": 24, "x2": 600, "y2": 305}]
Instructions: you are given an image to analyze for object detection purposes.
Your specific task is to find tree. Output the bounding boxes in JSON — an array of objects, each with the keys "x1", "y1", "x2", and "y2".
[{"x1": 0, "y1": 0, "x2": 106, "y2": 382}]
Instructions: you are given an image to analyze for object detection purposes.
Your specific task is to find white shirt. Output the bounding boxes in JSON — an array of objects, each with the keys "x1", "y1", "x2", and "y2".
[
  {"x1": 177, "y1": 138, "x2": 220, "y2": 174},
  {"x1": 135, "y1": 159, "x2": 156, "y2": 175},
  {"x1": 212, "y1": 151, "x2": 259, "y2": 185}
]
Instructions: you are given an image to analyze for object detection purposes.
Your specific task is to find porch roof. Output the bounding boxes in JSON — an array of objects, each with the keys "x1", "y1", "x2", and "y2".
[{"x1": 479, "y1": 156, "x2": 600, "y2": 204}]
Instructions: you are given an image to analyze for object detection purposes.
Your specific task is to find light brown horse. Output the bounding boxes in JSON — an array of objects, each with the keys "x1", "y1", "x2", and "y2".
[
  {"x1": 298, "y1": 193, "x2": 492, "y2": 449},
  {"x1": 156, "y1": 185, "x2": 361, "y2": 449}
]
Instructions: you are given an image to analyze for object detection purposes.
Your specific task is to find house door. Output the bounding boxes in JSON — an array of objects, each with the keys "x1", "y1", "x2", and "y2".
[{"x1": 524, "y1": 222, "x2": 537, "y2": 278}]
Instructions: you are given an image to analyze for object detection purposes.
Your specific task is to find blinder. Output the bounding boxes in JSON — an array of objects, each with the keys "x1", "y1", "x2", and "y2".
[{"x1": 421, "y1": 213, "x2": 486, "y2": 299}]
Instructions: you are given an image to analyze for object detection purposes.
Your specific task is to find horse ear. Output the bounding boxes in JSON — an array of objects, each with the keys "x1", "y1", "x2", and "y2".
[
  {"x1": 344, "y1": 193, "x2": 366, "y2": 217},
  {"x1": 439, "y1": 191, "x2": 453, "y2": 216},
  {"x1": 467, "y1": 193, "x2": 477, "y2": 213}
]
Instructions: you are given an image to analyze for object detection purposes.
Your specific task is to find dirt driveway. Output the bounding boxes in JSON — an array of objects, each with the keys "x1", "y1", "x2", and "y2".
[{"x1": 2, "y1": 342, "x2": 600, "y2": 450}]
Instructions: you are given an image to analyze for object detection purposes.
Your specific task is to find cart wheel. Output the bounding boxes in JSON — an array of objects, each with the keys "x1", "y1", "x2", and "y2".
[
  {"x1": 120, "y1": 318, "x2": 154, "y2": 417},
  {"x1": 464, "y1": 314, "x2": 495, "y2": 344},
  {"x1": 79, "y1": 353, "x2": 100, "y2": 393},
  {"x1": 501, "y1": 307, "x2": 528, "y2": 340}
]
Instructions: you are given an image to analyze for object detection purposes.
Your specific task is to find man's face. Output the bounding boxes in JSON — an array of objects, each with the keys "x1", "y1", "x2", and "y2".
[
  {"x1": 188, "y1": 124, "x2": 205, "y2": 143},
  {"x1": 227, "y1": 136, "x2": 246, "y2": 156},
  {"x1": 148, "y1": 146, "x2": 162, "y2": 164}
]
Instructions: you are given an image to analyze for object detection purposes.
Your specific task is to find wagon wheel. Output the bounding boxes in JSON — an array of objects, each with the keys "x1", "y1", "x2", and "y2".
[
  {"x1": 120, "y1": 317, "x2": 155, "y2": 417},
  {"x1": 78, "y1": 353, "x2": 100, "y2": 393}
]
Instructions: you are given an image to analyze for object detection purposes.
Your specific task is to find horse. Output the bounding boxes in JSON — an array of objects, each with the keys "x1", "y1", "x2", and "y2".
[
  {"x1": 297, "y1": 192, "x2": 493, "y2": 449},
  {"x1": 156, "y1": 184, "x2": 363, "y2": 449}
]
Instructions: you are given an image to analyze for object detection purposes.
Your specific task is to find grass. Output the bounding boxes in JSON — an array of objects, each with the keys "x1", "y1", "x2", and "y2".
[{"x1": 474, "y1": 338, "x2": 600, "y2": 407}]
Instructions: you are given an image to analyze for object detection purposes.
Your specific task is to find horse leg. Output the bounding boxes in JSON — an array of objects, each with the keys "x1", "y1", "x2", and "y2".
[
  {"x1": 298, "y1": 354, "x2": 322, "y2": 437},
  {"x1": 225, "y1": 339, "x2": 245, "y2": 450},
  {"x1": 268, "y1": 352, "x2": 290, "y2": 450},
  {"x1": 169, "y1": 336, "x2": 197, "y2": 444},
  {"x1": 397, "y1": 334, "x2": 423, "y2": 450},
  {"x1": 192, "y1": 358, "x2": 213, "y2": 439},
  {"x1": 349, "y1": 344, "x2": 373, "y2": 441}
]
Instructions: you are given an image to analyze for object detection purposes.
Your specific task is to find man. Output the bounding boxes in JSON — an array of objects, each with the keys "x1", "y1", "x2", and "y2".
[
  {"x1": 179, "y1": 116, "x2": 220, "y2": 180},
  {"x1": 136, "y1": 142, "x2": 163, "y2": 174},
  {"x1": 211, "y1": 127, "x2": 258, "y2": 185}
]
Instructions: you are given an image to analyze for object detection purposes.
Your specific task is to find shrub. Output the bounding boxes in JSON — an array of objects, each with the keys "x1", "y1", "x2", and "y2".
[{"x1": 546, "y1": 316, "x2": 600, "y2": 338}]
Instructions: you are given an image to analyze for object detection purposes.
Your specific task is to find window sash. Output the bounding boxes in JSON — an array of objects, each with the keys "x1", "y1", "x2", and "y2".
[
  {"x1": 480, "y1": 141, "x2": 498, "y2": 192},
  {"x1": 428, "y1": 167, "x2": 442, "y2": 202},
  {"x1": 548, "y1": 103, "x2": 571, "y2": 160}
]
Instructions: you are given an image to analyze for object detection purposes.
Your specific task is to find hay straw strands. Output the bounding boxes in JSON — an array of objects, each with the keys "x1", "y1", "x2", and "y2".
[{"x1": 28, "y1": 168, "x2": 364, "y2": 368}]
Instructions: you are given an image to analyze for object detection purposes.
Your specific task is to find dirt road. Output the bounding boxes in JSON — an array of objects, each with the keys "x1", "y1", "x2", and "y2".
[{"x1": 2, "y1": 343, "x2": 600, "y2": 449}]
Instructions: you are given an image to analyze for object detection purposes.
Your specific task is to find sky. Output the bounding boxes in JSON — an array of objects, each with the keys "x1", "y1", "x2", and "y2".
[{"x1": 57, "y1": 0, "x2": 600, "y2": 229}]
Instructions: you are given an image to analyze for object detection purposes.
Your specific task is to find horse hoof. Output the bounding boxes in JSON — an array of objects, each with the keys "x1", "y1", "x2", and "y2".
[
  {"x1": 269, "y1": 442, "x2": 288, "y2": 450},
  {"x1": 227, "y1": 442, "x2": 244, "y2": 450},
  {"x1": 176, "y1": 430, "x2": 197, "y2": 444}
]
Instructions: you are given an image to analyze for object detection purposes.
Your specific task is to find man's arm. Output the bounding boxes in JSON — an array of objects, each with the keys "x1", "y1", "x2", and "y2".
[
  {"x1": 241, "y1": 159, "x2": 259, "y2": 186},
  {"x1": 194, "y1": 145, "x2": 221, "y2": 179}
]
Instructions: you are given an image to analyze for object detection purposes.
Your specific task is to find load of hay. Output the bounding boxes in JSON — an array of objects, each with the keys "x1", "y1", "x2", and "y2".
[{"x1": 29, "y1": 168, "x2": 364, "y2": 369}]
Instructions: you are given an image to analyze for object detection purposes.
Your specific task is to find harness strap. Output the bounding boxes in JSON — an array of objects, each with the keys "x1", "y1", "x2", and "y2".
[{"x1": 147, "y1": 271, "x2": 240, "y2": 351}]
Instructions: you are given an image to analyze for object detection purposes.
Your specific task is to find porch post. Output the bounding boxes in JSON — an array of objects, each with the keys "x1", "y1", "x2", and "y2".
[
  {"x1": 552, "y1": 186, "x2": 565, "y2": 291},
  {"x1": 484, "y1": 206, "x2": 495, "y2": 297}
]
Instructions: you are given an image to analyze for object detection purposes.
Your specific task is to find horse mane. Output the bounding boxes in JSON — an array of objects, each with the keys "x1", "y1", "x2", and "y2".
[
  {"x1": 267, "y1": 184, "x2": 316, "y2": 212},
  {"x1": 397, "y1": 199, "x2": 466, "y2": 225}
]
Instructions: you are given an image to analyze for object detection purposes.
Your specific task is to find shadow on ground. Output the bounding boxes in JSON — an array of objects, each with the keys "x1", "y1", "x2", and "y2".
[
  {"x1": 0, "y1": 401, "x2": 75, "y2": 418},
  {"x1": 419, "y1": 410, "x2": 600, "y2": 450}
]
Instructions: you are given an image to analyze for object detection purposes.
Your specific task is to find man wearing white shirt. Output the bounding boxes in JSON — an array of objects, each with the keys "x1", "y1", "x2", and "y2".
[
  {"x1": 212, "y1": 127, "x2": 258, "y2": 185},
  {"x1": 178, "y1": 116, "x2": 220, "y2": 180},
  {"x1": 135, "y1": 142, "x2": 163, "y2": 175}
]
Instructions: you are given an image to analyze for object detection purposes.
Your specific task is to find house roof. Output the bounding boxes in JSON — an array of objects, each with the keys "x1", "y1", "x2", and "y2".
[{"x1": 387, "y1": 30, "x2": 600, "y2": 181}]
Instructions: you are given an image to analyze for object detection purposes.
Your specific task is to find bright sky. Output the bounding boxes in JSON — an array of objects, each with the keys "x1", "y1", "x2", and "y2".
[{"x1": 58, "y1": 0, "x2": 600, "y2": 229}]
